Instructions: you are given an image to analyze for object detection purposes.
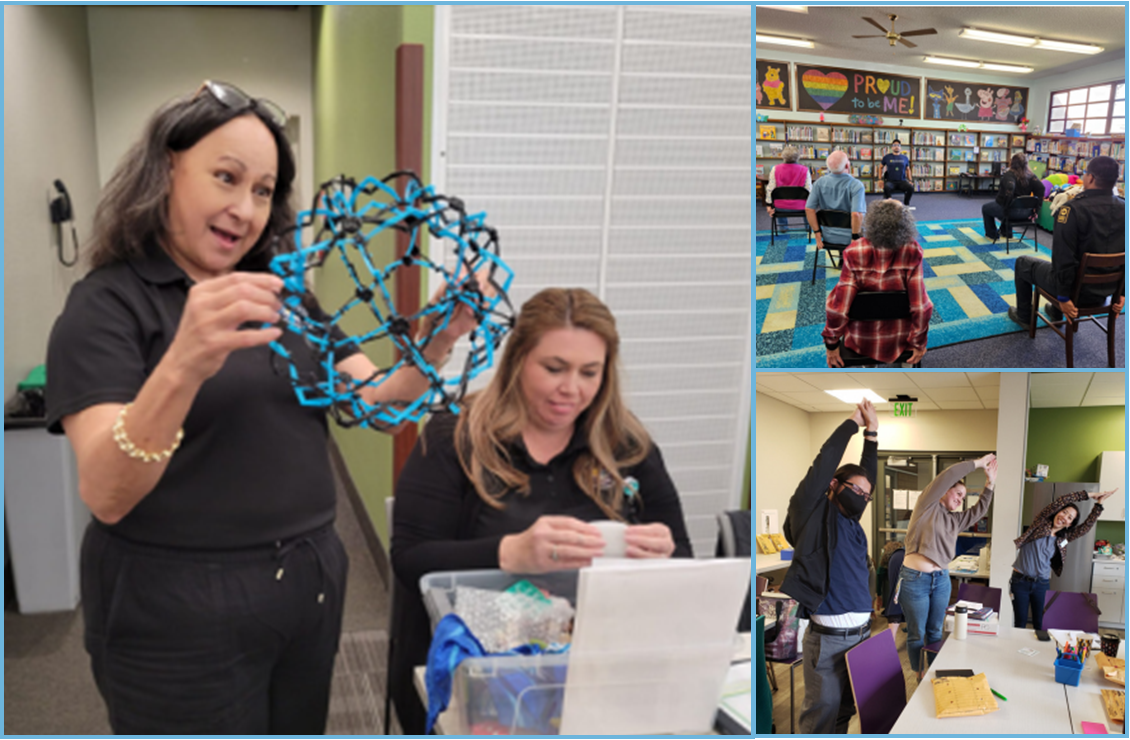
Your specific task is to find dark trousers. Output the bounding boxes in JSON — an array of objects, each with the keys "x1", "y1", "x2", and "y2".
[
  {"x1": 883, "y1": 179, "x2": 914, "y2": 205},
  {"x1": 1010, "y1": 574, "x2": 1051, "y2": 629},
  {"x1": 798, "y1": 626, "x2": 867, "y2": 734},
  {"x1": 982, "y1": 201, "x2": 1031, "y2": 239},
  {"x1": 81, "y1": 521, "x2": 348, "y2": 734},
  {"x1": 1013, "y1": 255, "x2": 1057, "y2": 322}
]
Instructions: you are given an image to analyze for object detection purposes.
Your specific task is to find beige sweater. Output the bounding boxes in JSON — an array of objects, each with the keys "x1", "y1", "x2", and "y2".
[{"x1": 904, "y1": 460, "x2": 995, "y2": 569}]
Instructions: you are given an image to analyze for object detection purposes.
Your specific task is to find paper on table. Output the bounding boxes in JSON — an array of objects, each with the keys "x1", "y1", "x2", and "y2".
[
  {"x1": 719, "y1": 662, "x2": 752, "y2": 731},
  {"x1": 1048, "y1": 629, "x2": 1100, "y2": 649},
  {"x1": 893, "y1": 489, "x2": 909, "y2": 509},
  {"x1": 559, "y1": 558, "x2": 752, "y2": 735}
]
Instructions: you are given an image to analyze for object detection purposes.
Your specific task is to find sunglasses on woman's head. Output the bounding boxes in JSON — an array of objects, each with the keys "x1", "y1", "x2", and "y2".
[{"x1": 192, "y1": 80, "x2": 288, "y2": 129}]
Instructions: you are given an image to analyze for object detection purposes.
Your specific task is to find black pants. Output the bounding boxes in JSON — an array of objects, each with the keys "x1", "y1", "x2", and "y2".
[
  {"x1": 1010, "y1": 574, "x2": 1051, "y2": 629},
  {"x1": 81, "y1": 521, "x2": 348, "y2": 734},
  {"x1": 883, "y1": 179, "x2": 914, "y2": 205},
  {"x1": 1014, "y1": 255, "x2": 1115, "y2": 322},
  {"x1": 982, "y1": 201, "x2": 1032, "y2": 239}
]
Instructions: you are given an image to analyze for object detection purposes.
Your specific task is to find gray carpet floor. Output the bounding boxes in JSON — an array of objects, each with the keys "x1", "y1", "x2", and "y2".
[{"x1": 3, "y1": 459, "x2": 393, "y2": 735}]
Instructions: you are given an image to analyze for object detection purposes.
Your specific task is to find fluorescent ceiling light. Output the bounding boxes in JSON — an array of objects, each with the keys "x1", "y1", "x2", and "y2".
[
  {"x1": 825, "y1": 389, "x2": 886, "y2": 405},
  {"x1": 981, "y1": 62, "x2": 1033, "y2": 74},
  {"x1": 1035, "y1": 39, "x2": 1104, "y2": 54},
  {"x1": 759, "y1": 5, "x2": 809, "y2": 12},
  {"x1": 960, "y1": 28, "x2": 1036, "y2": 47},
  {"x1": 924, "y1": 56, "x2": 982, "y2": 69},
  {"x1": 756, "y1": 33, "x2": 814, "y2": 48}
]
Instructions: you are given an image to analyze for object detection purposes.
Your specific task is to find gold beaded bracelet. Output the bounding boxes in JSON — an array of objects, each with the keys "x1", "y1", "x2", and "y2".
[{"x1": 111, "y1": 403, "x2": 184, "y2": 463}]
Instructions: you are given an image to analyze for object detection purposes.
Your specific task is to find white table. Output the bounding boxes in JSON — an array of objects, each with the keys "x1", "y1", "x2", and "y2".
[
  {"x1": 1067, "y1": 641, "x2": 1126, "y2": 734},
  {"x1": 892, "y1": 624, "x2": 1075, "y2": 734},
  {"x1": 756, "y1": 552, "x2": 791, "y2": 575},
  {"x1": 948, "y1": 554, "x2": 990, "y2": 583}
]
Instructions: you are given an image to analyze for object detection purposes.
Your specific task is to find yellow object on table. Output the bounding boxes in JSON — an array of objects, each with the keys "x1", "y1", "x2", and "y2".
[
  {"x1": 755, "y1": 534, "x2": 778, "y2": 554},
  {"x1": 1101, "y1": 689, "x2": 1124, "y2": 723},
  {"x1": 1097, "y1": 654, "x2": 1126, "y2": 686},
  {"x1": 932, "y1": 673, "x2": 1001, "y2": 718}
]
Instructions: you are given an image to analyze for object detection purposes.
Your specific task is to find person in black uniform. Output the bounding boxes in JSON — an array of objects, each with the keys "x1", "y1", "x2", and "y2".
[
  {"x1": 1009, "y1": 155, "x2": 1126, "y2": 328},
  {"x1": 390, "y1": 287, "x2": 694, "y2": 734},
  {"x1": 881, "y1": 139, "x2": 914, "y2": 206},
  {"x1": 45, "y1": 81, "x2": 478, "y2": 734},
  {"x1": 982, "y1": 153, "x2": 1044, "y2": 242},
  {"x1": 781, "y1": 399, "x2": 878, "y2": 735}
]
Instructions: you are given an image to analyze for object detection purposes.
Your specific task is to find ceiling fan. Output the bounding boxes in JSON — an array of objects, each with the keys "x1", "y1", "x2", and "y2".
[{"x1": 853, "y1": 14, "x2": 938, "y2": 49}]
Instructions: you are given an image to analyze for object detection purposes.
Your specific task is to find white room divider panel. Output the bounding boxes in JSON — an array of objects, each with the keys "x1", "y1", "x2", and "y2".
[{"x1": 432, "y1": 4, "x2": 751, "y2": 557}]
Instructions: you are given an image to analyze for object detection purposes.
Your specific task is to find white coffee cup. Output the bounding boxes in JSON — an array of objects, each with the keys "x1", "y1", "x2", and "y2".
[{"x1": 590, "y1": 520, "x2": 628, "y2": 558}]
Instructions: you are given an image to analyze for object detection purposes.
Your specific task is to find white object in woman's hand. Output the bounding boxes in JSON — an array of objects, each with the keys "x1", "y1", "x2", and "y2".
[
  {"x1": 498, "y1": 515, "x2": 604, "y2": 574},
  {"x1": 165, "y1": 272, "x2": 284, "y2": 385},
  {"x1": 625, "y1": 522, "x2": 676, "y2": 559}
]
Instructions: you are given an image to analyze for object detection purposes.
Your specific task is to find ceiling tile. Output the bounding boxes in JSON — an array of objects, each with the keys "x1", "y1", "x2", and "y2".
[
  {"x1": 965, "y1": 372, "x2": 1000, "y2": 387},
  {"x1": 782, "y1": 390, "x2": 851, "y2": 406},
  {"x1": 757, "y1": 375, "x2": 823, "y2": 393},
  {"x1": 975, "y1": 386, "x2": 1000, "y2": 401},
  {"x1": 793, "y1": 374, "x2": 864, "y2": 390},
  {"x1": 981, "y1": 398, "x2": 1000, "y2": 409},
  {"x1": 926, "y1": 387, "x2": 981, "y2": 402},
  {"x1": 934, "y1": 400, "x2": 987, "y2": 410},
  {"x1": 907, "y1": 373, "x2": 974, "y2": 389},
  {"x1": 907, "y1": 400, "x2": 940, "y2": 411},
  {"x1": 1031, "y1": 372, "x2": 1092, "y2": 387},
  {"x1": 1080, "y1": 395, "x2": 1126, "y2": 407}
]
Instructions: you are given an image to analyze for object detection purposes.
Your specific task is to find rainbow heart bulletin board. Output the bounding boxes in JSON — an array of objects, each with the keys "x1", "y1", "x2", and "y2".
[
  {"x1": 796, "y1": 63, "x2": 920, "y2": 117},
  {"x1": 756, "y1": 59, "x2": 793, "y2": 110}
]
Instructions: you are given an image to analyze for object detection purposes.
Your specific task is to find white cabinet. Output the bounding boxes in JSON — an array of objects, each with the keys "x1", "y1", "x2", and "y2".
[
  {"x1": 1096, "y1": 451, "x2": 1125, "y2": 521},
  {"x1": 1092, "y1": 560, "x2": 1126, "y2": 629}
]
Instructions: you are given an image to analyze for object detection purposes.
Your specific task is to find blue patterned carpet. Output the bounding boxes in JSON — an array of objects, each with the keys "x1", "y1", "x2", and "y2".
[{"x1": 755, "y1": 219, "x2": 1052, "y2": 368}]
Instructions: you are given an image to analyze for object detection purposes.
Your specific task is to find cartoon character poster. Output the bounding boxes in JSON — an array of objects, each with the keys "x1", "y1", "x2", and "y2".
[
  {"x1": 925, "y1": 78, "x2": 1029, "y2": 123},
  {"x1": 756, "y1": 59, "x2": 793, "y2": 110},
  {"x1": 794, "y1": 63, "x2": 920, "y2": 116}
]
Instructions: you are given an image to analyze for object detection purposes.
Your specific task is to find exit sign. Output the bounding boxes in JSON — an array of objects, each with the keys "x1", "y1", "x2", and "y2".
[{"x1": 893, "y1": 402, "x2": 915, "y2": 418}]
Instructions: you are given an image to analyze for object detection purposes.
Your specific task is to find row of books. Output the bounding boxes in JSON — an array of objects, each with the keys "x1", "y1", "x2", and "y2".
[
  {"x1": 980, "y1": 135, "x2": 1008, "y2": 148},
  {"x1": 912, "y1": 163, "x2": 945, "y2": 177},
  {"x1": 949, "y1": 149, "x2": 978, "y2": 162},
  {"x1": 913, "y1": 147, "x2": 946, "y2": 161},
  {"x1": 832, "y1": 129, "x2": 873, "y2": 143},
  {"x1": 912, "y1": 132, "x2": 947, "y2": 146},
  {"x1": 1027, "y1": 139, "x2": 1119, "y2": 157},
  {"x1": 785, "y1": 125, "x2": 834, "y2": 142},
  {"x1": 949, "y1": 133, "x2": 978, "y2": 147}
]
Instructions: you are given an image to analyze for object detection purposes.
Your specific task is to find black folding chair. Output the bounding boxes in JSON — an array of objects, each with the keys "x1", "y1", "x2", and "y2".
[
  {"x1": 1000, "y1": 195, "x2": 1041, "y2": 254},
  {"x1": 811, "y1": 209, "x2": 853, "y2": 284},
  {"x1": 836, "y1": 290, "x2": 925, "y2": 367},
  {"x1": 768, "y1": 185, "x2": 811, "y2": 246},
  {"x1": 986, "y1": 161, "x2": 1003, "y2": 193}
]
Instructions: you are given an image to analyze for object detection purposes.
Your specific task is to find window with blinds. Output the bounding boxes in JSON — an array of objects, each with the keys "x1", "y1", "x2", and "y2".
[{"x1": 432, "y1": 4, "x2": 751, "y2": 556}]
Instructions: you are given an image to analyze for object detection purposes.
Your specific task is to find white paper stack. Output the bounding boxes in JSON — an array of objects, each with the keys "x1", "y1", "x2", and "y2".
[{"x1": 558, "y1": 558, "x2": 752, "y2": 735}]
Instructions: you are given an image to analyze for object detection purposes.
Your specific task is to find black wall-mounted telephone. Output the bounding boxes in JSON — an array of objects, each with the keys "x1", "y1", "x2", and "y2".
[{"x1": 49, "y1": 179, "x2": 78, "y2": 267}]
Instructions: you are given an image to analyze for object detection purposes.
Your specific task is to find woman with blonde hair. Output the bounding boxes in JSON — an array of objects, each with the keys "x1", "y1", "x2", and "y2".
[{"x1": 389, "y1": 287, "x2": 693, "y2": 733}]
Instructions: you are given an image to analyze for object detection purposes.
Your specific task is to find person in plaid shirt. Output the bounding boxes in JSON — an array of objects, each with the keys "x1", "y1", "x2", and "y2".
[{"x1": 823, "y1": 199, "x2": 933, "y2": 367}]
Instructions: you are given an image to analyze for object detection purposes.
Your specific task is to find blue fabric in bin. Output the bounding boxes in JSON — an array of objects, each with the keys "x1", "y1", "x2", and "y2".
[{"x1": 426, "y1": 613, "x2": 570, "y2": 733}]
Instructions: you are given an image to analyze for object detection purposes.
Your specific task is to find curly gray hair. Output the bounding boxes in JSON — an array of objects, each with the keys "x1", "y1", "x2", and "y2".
[
  {"x1": 864, "y1": 199, "x2": 917, "y2": 250},
  {"x1": 781, "y1": 145, "x2": 799, "y2": 163}
]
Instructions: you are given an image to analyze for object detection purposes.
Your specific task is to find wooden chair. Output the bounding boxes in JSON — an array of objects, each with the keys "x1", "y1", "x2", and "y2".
[
  {"x1": 810, "y1": 209, "x2": 853, "y2": 284},
  {"x1": 846, "y1": 629, "x2": 907, "y2": 735},
  {"x1": 835, "y1": 291, "x2": 925, "y2": 367},
  {"x1": 1029, "y1": 251, "x2": 1126, "y2": 368}
]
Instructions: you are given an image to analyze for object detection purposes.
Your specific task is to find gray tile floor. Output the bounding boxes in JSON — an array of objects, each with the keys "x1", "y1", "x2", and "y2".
[{"x1": 3, "y1": 462, "x2": 392, "y2": 735}]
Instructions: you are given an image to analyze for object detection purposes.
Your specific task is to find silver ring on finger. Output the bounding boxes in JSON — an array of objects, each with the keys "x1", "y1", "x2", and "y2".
[{"x1": 551, "y1": 545, "x2": 559, "y2": 562}]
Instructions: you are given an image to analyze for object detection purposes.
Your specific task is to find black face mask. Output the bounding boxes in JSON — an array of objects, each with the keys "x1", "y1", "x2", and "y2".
[{"x1": 834, "y1": 482, "x2": 869, "y2": 521}]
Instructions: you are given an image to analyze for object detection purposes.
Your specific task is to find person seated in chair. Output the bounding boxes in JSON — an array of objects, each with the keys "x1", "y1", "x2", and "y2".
[
  {"x1": 805, "y1": 150, "x2": 866, "y2": 257},
  {"x1": 765, "y1": 145, "x2": 812, "y2": 229},
  {"x1": 881, "y1": 139, "x2": 914, "y2": 206},
  {"x1": 822, "y1": 199, "x2": 933, "y2": 368},
  {"x1": 1009, "y1": 156, "x2": 1126, "y2": 327},
  {"x1": 982, "y1": 153, "x2": 1043, "y2": 242}
]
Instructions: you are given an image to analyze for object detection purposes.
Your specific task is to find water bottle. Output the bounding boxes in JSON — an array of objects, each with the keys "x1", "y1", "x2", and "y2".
[{"x1": 954, "y1": 605, "x2": 968, "y2": 640}]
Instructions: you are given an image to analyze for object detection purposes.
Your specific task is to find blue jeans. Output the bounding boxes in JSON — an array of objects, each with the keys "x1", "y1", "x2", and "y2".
[
  {"x1": 1011, "y1": 574, "x2": 1051, "y2": 629},
  {"x1": 897, "y1": 567, "x2": 951, "y2": 672}
]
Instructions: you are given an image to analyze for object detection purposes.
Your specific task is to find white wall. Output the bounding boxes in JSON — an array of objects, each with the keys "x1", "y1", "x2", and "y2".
[
  {"x1": 86, "y1": 6, "x2": 314, "y2": 207},
  {"x1": 753, "y1": 392, "x2": 813, "y2": 538},
  {"x1": 3, "y1": 6, "x2": 101, "y2": 397},
  {"x1": 809, "y1": 408, "x2": 1000, "y2": 554},
  {"x1": 1025, "y1": 59, "x2": 1125, "y2": 135}
]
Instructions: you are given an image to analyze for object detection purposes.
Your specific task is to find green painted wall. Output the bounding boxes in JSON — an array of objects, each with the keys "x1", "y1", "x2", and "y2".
[
  {"x1": 312, "y1": 5, "x2": 435, "y2": 543},
  {"x1": 1026, "y1": 405, "x2": 1125, "y2": 545}
]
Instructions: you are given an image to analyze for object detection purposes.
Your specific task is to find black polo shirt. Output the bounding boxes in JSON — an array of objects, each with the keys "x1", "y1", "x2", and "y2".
[{"x1": 46, "y1": 243, "x2": 359, "y2": 549}]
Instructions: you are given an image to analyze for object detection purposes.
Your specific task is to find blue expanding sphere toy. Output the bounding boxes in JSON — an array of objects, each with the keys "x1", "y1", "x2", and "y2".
[{"x1": 266, "y1": 171, "x2": 515, "y2": 430}]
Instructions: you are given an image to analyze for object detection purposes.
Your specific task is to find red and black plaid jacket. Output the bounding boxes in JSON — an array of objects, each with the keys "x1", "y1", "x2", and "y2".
[{"x1": 822, "y1": 239, "x2": 933, "y2": 363}]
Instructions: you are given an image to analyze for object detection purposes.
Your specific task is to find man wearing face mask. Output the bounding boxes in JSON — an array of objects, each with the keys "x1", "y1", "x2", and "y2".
[{"x1": 782, "y1": 399, "x2": 877, "y2": 735}]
